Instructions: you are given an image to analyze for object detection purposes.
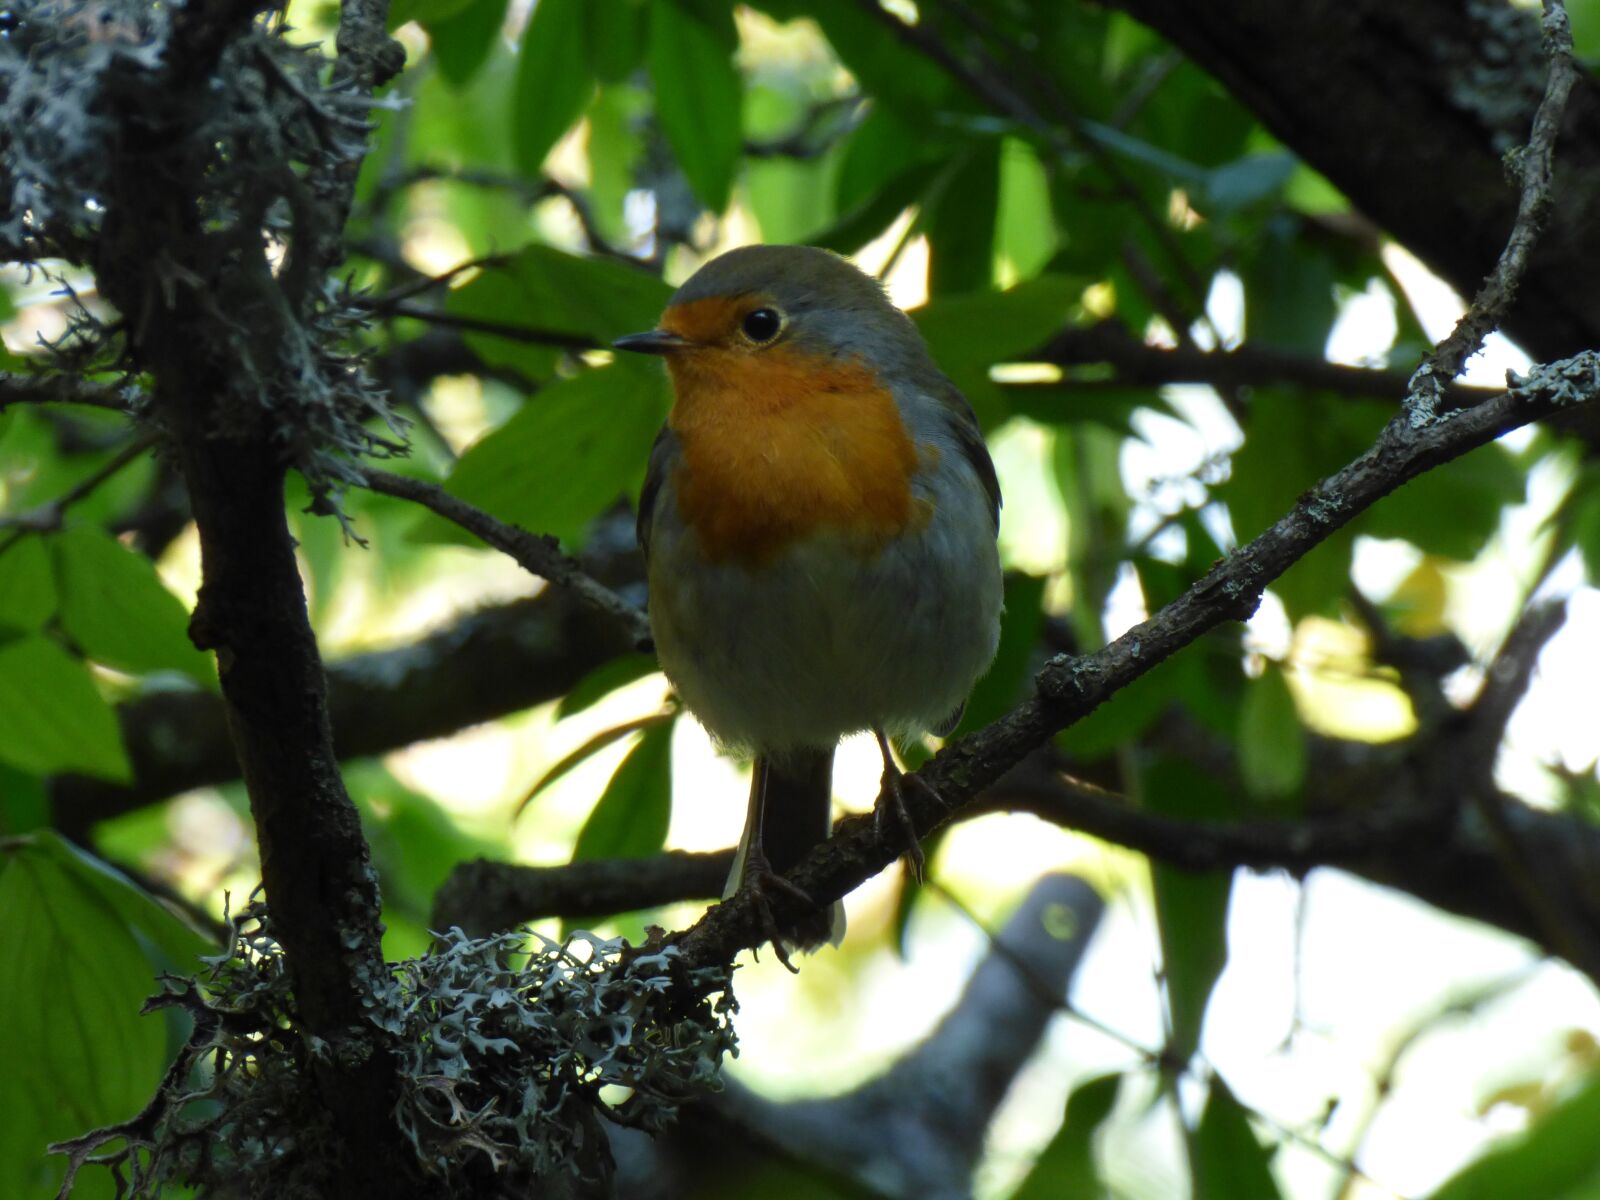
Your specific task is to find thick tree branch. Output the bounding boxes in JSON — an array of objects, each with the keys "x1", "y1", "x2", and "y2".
[
  {"x1": 85, "y1": 3, "x2": 423, "y2": 1193},
  {"x1": 434, "y1": 720, "x2": 1600, "y2": 980}
]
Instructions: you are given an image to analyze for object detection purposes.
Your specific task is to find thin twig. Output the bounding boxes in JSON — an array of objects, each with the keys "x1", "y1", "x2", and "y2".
[
  {"x1": 357, "y1": 300, "x2": 600, "y2": 350},
  {"x1": 1404, "y1": 0, "x2": 1578, "y2": 420},
  {"x1": 357, "y1": 467, "x2": 652, "y2": 650},
  {"x1": 0, "y1": 372, "x2": 132, "y2": 412}
]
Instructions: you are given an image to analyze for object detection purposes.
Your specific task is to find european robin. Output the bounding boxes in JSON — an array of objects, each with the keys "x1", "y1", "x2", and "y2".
[{"x1": 615, "y1": 244, "x2": 1002, "y2": 956}]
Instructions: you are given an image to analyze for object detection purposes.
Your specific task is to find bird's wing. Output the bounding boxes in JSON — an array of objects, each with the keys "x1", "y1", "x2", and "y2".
[
  {"x1": 935, "y1": 377, "x2": 1002, "y2": 531},
  {"x1": 636, "y1": 424, "x2": 678, "y2": 560}
]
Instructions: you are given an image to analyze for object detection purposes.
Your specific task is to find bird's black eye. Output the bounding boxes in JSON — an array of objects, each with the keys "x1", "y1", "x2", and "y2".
[{"x1": 741, "y1": 307, "x2": 783, "y2": 344}]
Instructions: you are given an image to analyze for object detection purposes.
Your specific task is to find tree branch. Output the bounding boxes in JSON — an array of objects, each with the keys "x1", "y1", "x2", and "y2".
[
  {"x1": 357, "y1": 468, "x2": 653, "y2": 651},
  {"x1": 432, "y1": 850, "x2": 731, "y2": 937},
  {"x1": 86, "y1": 2, "x2": 423, "y2": 1191},
  {"x1": 1023, "y1": 319, "x2": 1497, "y2": 406},
  {"x1": 1406, "y1": 0, "x2": 1578, "y2": 419}
]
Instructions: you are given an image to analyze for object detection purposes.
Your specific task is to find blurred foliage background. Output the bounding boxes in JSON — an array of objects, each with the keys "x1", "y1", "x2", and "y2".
[{"x1": 6, "y1": 0, "x2": 1600, "y2": 1197}]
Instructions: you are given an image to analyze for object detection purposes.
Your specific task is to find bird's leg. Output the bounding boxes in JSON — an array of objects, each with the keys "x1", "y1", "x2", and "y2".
[
  {"x1": 732, "y1": 757, "x2": 814, "y2": 973},
  {"x1": 872, "y1": 727, "x2": 929, "y2": 881}
]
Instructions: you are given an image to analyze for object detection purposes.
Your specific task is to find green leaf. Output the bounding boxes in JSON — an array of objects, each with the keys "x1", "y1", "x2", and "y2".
[
  {"x1": 791, "y1": 0, "x2": 950, "y2": 114},
  {"x1": 346, "y1": 763, "x2": 503, "y2": 933},
  {"x1": 587, "y1": 85, "x2": 649, "y2": 245},
  {"x1": 648, "y1": 0, "x2": 743, "y2": 211},
  {"x1": 572, "y1": 719, "x2": 674, "y2": 862},
  {"x1": 1219, "y1": 392, "x2": 1385, "y2": 619},
  {"x1": 1365, "y1": 443, "x2": 1525, "y2": 561},
  {"x1": 421, "y1": 361, "x2": 668, "y2": 547},
  {"x1": 0, "y1": 537, "x2": 56, "y2": 634},
  {"x1": 954, "y1": 572, "x2": 1046, "y2": 737},
  {"x1": 926, "y1": 139, "x2": 1001, "y2": 296},
  {"x1": 0, "y1": 636, "x2": 131, "y2": 782},
  {"x1": 0, "y1": 839, "x2": 168, "y2": 1198},
  {"x1": 811, "y1": 161, "x2": 940, "y2": 256},
  {"x1": 426, "y1": 0, "x2": 511, "y2": 88},
  {"x1": 1574, "y1": 469, "x2": 1600, "y2": 584},
  {"x1": 1193, "y1": 1077, "x2": 1282, "y2": 1200},
  {"x1": 834, "y1": 106, "x2": 941, "y2": 216},
  {"x1": 1240, "y1": 219, "x2": 1338, "y2": 353},
  {"x1": 1429, "y1": 1071, "x2": 1600, "y2": 1200},
  {"x1": 557, "y1": 653, "x2": 659, "y2": 718},
  {"x1": 997, "y1": 137, "x2": 1059, "y2": 281},
  {"x1": 1237, "y1": 666, "x2": 1306, "y2": 802},
  {"x1": 913, "y1": 274, "x2": 1082, "y2": 427},
  {"x1": 511, "y1": 0, "x2": 593, "y2": 175},
  {"x1": 50, "y1": 527, "x2": 214, "y2": 685},
  {"x1": 399, "y1": 44, "x2": 527, "y2": 256},
  {"x1": 445, "y1": 245, "x2": 673, "y2": 383},
  {"x1": 1012, "y1": 1073, "x2": 1123, "y2": 1200},
  {"x1": 1146, "y1": 757, "x2": 1235, "y2": 1062},
  {"x1": 1058, "y1": 651, "x2": 1197, "y2": 759},
  {"x1": 0, "y1": 762, "x2": 48, "y2": 835},
  {"x1": 35, "y1": 832, "x2": 213, "y2": 972},
  {"x1": 586, "y1": 0, "x2": 648, "y2": 83}
]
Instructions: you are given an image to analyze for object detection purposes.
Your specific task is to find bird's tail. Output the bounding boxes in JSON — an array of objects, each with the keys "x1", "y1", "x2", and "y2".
[{"x1": 725, "y1": 747, "x2": 846, "y2": 952}]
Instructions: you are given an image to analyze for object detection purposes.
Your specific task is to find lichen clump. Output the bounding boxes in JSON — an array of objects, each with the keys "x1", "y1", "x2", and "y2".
[{"x1": 56, "y1": 904, "x2": 737, "y2": 1198}]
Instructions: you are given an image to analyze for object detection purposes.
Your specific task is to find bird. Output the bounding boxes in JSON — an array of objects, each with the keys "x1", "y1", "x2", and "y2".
[{"x1": 614, "y1": 244, "x2": 1003, "y2": 960}]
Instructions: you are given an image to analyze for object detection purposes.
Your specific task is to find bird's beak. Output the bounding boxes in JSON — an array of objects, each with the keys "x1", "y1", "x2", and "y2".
[{"x1": 613, "y1": 329, "x2": 693, "y2": 355}]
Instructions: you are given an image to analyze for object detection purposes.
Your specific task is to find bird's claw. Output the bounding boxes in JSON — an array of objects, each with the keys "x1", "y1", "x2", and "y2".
[
  {"x1": 874, "y1": 759, "x2": 931, "y2": 882},
  {"x1": 737, "y1": 848, "x2": 819, "y2": 973}
]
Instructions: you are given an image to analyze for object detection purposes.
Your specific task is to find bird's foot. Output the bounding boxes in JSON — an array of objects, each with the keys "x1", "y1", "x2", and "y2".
[
  {"x1": 872, "y1": 730, "x2": 931, "y2": 881},
  {"x1": 736, "y1": 847, "x2": 820, "y2": 974}
]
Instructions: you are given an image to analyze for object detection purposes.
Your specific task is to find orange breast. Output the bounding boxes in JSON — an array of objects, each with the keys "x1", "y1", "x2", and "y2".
[{"x1": 666, "y1": 345, "x2": 922, "y2": 566}]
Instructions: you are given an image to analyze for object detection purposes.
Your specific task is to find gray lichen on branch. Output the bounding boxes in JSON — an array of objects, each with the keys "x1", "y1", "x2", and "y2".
[
  {"x1": 1, "y1": 0, "x2": 409, "y2": 516},
  {"x1": 51, "y1": 902, "x2": 737, "y2": 1199}
]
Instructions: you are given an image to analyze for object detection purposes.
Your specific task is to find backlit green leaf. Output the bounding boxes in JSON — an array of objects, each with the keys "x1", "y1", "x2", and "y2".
[
  {"x1": 425, "y1": 360, "x2": 668, "y2": 547},
  {"x1": 1012, "y1": 1073, "x2": 1123, "y2": 1200},
  {"x1": 36, "y1": 832, "x2": 213, "y2": 972},
  {"x1": 1146, "y1": 757, "x2": 1235, "y2": 1062},
  {"x1": 1429, "y1": 1071, "x2": 1600, "y2": 1200},
  {"x1": 50, "y1": 526, "x2": 213, "y2": 685},
  {"x1": 1237, "y1": 666, "x2": 1306, "y2": 802},
  {"x1": 926, "y1": 140, "x2": 1001, "y2": 296},
  {"x1": 913, "y1": 274, "x2": 1083, "y2": 427},
  {"x1": 427, "y1": 0, "x2": 511, "y2": 88},
  {"x1": 0, "y1": 839, "x2": 167, "y2": 1198},
  {"x1": 572, "y1": 719, "x2": 674, "y2": 862},
  {"x1": 954, "y1": 572, "x2": 1046, "y2": 737},
  {"x1": 0, "y1": 536, "x2": 56, "y2": 634},
  {"x1": 1193, "y1": 1077, "x2": 1282, "y2": 1200},
  {"x1": 511, "y1": 0, "x2": 593, "y2": 175},
  {"x1": 0, "y1": 636, "x2": 131, "y2": 782},
  {"x1": 648, "y1": 0, "x2": 742, "y2": 211}
]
